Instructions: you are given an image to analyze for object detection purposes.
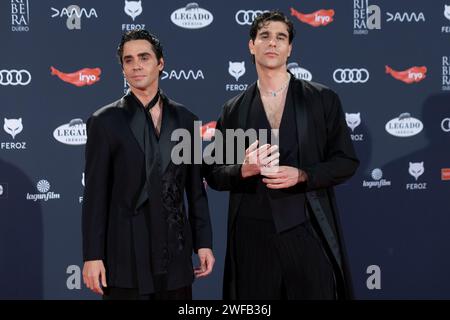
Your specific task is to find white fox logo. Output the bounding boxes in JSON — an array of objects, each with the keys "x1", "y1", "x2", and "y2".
[
  {"x1": 4, "y1": 118, "x2": 23, "y2": 139},
  {"x1": 444, "y1": 5, "x2": 450, "y2": 21},
  {"x1": 345, "y1": 113, "x2": 361, "y2": 132},
  {"x1": 228, "y1": 61, "x2": 245, "y2": 81},
  {"x1": 124, "y1": 0, "x2": 142, "y2": 21},
  {"x1": 409, "y1": 162, "x2": 424, "y2": 181}
]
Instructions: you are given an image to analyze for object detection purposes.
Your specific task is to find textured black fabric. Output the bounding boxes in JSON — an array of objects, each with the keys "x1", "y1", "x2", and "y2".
[
  {"x1": 129, "y1": 92, "x2": 169, "y2": 284},
  {"x1": 204, "y1": 78, "x2": 359, "y2": 299},
  {"x1": 83, "y1": 92, "x2": 212, "y2": 294},
  {"x1": 239, "y1": 84, "x2": 306, "y2": 225},
  {"x1": 234, "y1": 216, "x2": 335, "y2": 300}
]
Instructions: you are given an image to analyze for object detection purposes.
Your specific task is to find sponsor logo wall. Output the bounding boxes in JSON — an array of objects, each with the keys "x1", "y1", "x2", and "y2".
[{"x1": 1, "y1": 0, "x2": 449, "y2": 300}]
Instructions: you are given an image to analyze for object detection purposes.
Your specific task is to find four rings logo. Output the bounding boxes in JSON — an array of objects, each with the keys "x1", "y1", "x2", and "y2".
[
  {"x1": 333, "y1": 68, "x2": 369, "y2": 83},
  {"x1": 235, "y1": 10, "x2": 268, "y2": 25},
  {"x1": 0, "y1": 69, "x2": 31, "y2": 86}
]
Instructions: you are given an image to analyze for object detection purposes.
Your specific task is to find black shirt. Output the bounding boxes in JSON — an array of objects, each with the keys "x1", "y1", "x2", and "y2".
[{"x1": 238, "y1": 82, "x2": 307, "y2": 228}]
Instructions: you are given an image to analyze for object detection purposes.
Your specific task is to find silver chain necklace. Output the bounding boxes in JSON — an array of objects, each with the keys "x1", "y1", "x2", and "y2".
[{"x1": 257, "y1": 73, "x2": 291, "y2": 97}]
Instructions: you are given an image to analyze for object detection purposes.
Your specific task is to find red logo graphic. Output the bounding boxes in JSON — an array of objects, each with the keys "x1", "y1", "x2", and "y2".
[
  {"x1": 385, "y1": 65, "x2": 427, "y2": 84},
  {"x1": 442, "y1": 168, "x2": 450, "y2": 181},
  {"x1": 201, "y1": 121, "x2": 216, "y2": 140},
  {"x1": 290, "y1": 8, "x2": 334, "y2": 27},
  {"x1": 50, "y1": 66, "x2": 101, "y2": 87}
]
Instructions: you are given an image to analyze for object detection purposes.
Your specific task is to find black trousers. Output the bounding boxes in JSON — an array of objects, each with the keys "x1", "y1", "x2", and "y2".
[
  {"x1": 235, "y1": 216, "x2": 336, "y2": 300},
  {"x1": 102, "y1": 285, "x2": 192, "y2": 300}
]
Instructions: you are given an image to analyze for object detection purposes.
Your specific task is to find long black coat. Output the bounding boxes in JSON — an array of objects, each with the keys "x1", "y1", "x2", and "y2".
[
  {"x1": 205, "y1": 77, "x2": 359, "y2": 299},
  {"x1": 82, "y1": 92, "x2": 212, "y2": 294}
]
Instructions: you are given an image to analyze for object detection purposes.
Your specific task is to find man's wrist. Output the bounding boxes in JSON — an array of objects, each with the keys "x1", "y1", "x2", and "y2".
[
  {"x1": 241, "y1": 163, "x2": 252, "y2": 178},
  {"x1": 298, "y1": 169, "x2": 308, "y2": 183}
]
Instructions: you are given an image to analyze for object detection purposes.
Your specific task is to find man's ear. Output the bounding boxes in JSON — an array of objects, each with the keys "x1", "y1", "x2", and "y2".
[
  {"x1": 249, "y1": 39, "x2": 255, "y2": 55},
  {"x1": 158, "y1": 58, "x2": 165, "y2": 71}
]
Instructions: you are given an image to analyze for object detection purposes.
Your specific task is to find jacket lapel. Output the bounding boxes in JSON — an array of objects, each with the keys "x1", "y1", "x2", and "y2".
[
  {"x1": 121, "y1": 94, "x2": 146, "y2": 155},
  {"x1": 121, "y1": 91, "x2": 179, "y2": 174},
  {"x1": 292, "y1": 79, "x2": 308, "y2": 168},
  {"x1": 120, "y1": 94, "x2": 149, "y2": 210},
  {"x1": 237, "y1": 82, "x2": 256, "y2": 130},
  {"x1": 158, "y1": 93, "x2": 179, "y2": 174},
  {"x1": 292, "y1": 79, "x2": 344, "y2": 272},
  {"x1": 227, "y1": 83, "x2": 256, "y2": 231}
]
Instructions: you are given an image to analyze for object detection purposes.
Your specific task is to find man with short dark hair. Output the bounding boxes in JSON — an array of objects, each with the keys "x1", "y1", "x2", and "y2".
[
  {"x1": 205, "y1": 11, "x2": 359, "y2": 300},
  {"x1": 82, "y1": 29, "x2": 214, "y2": 300}
]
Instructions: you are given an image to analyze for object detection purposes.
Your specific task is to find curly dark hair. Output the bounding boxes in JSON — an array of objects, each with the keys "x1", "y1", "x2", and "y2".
[
  {"x1": 249, "y1": 10, "x2": 295, "y2": 44},
  {"x1": 116, "y1": 29, "x2": 164, "y2": 66},
  {"x1": 249, "y1": 10, "x2": 295, "y2": 64}
]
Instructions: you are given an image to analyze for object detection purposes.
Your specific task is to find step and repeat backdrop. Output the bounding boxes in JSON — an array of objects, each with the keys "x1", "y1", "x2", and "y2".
[{"x1": 1, "y1": 0, "x2": 449, "y2": 299}]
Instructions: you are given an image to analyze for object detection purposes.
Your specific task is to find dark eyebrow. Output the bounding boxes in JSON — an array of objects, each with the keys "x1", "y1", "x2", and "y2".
[
  {"x1": 122, "y1": 52, "x2": 152, "y2": 61},
  {"x1": 258, "y1": 30, "x2": 288, "y2": 38},
  {"x1": 137, "y1": 52, "x2": 151, "y2": 58}
]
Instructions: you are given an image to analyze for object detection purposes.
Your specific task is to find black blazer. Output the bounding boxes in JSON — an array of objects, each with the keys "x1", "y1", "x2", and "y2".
[
  {"x1": 205, "y1": 77, "x2": 359, "y2": 299},
  {"x1": 82, "y1": 92, "x2": 212, "y2": 294}
]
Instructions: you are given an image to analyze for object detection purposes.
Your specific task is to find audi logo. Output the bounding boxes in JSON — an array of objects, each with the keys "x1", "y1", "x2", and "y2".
[
  {"x1": 441, "y1": 118, "x2": 450, "y2": 132},
  {"x1": 235, "y1": 10, "x2": 269, "y2": 25},
  {"x1": 0, "y1": 69, "x2": 31, "y2": 86},
  {"x1": 333, "y1": 68, "x2": 369, "y2": 84}
]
